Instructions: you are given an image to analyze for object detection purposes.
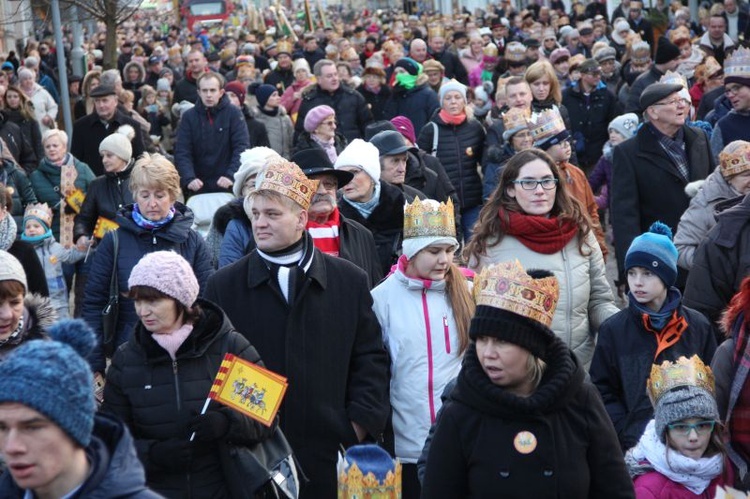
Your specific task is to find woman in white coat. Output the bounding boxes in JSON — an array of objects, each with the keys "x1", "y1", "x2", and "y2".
[
  {"x1": 465, "y1": 148, "x2": 617, "y2": 367},
  {"x1": 18, "y1": 68, "x2": 57, "y2": 134},
  {"x1": 371, "y1": 197, "x2": 473, "y2": 499}
]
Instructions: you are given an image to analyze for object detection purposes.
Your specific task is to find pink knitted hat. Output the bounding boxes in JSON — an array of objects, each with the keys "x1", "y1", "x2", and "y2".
[
  {"x1": 390, "y1": 116, "x2": 416, "y2": 145},
  {"x1": 303, "y1": 105, "x2": 335, "y2": 133},
  {"x1": 128, "y1": 251, "x2": 199, "y2": 307}
]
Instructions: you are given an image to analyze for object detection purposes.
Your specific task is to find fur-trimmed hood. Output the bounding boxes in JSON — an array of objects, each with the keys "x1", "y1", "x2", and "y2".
[{"x1": 0, "y1": 294, "x2": 57, "y2": 360}]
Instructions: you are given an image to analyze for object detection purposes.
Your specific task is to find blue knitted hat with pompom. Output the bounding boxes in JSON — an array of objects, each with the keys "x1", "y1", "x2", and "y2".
[
  {"x1": 625, "y1": 221, "x2": 678, "y2": 286},
  {"x1": 0, "y1": 319, "x2": 96, "y2": 447}
]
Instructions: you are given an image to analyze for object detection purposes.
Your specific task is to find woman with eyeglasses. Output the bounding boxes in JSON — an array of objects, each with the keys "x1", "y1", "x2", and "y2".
[
  {"x1": 292, "y1": 104, "x2": 347, "y2": 162},
  {"x1": 626, "y1": 356, "x2": 731, "y2": 497},
  {"x1": 466, "y1": 148, "x2": 618, "y2": 368}
]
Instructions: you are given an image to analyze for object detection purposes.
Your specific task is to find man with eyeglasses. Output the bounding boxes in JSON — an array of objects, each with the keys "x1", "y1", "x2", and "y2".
[
  {"x1": 625, "y1": 37, "x2": 683, "y2": 115},
  {"x1": 563, "y1": 58, "x2": 620, "y2": 172},
  {"x1": 294, "y1": 59, "x2": 373, "y2": 144},
  {"x1": 291, "y1": 148, "x2": 383, "y2": 288},
  {"x1": 628, "y1": 1, "x2": 655, "y2": 49},
  {"x1": 612, "y1": 82, "x2": 713, "y2": 293},
  {"x1": 709, "y1": 48, "x2": 750, "y2": 160}
]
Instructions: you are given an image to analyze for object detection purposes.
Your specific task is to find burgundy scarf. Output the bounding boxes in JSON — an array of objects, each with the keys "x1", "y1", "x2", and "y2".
[{"x1": 499, "y1": 209, "x2": 578, "y2": 254}]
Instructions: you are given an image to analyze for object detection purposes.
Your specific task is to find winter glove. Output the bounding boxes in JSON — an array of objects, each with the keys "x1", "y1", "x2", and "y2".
[{"x1": 189, "y1": 409, "x2": 231, "y2": 442}]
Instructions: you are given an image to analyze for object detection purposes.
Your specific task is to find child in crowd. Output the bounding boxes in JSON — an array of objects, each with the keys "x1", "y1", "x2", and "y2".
[
  {"x1": 20, "y1": 203, "x2": 85, "y2": 318},
  {"x1": 591, "y1": 222, "x2": 717, "y2": 452},
  {"x1": 626, "y1": 356, "x2": 732, "y2": 497}
]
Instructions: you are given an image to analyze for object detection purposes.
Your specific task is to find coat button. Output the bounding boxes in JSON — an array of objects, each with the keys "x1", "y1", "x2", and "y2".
[
  {"x1": 499, "y1": 470, "x2": 510, "y2": 478},
  {"x1": 543, "y1": 469, "x2": 554, "y2": 477}
]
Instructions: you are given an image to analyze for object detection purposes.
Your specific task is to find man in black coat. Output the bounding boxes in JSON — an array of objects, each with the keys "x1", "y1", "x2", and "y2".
[
  {"x1": 294, "y1": 59, "x2": 373, "y2": 143},
  {"x1": 612, "y1": 83, "x2": 714, "y2": 291},
  {"x1": 205, "y1": 160, "x2": 390, "y2": 499},
  {"x1": 69, "y1": 85, "x2": 146, "y2": 177}
]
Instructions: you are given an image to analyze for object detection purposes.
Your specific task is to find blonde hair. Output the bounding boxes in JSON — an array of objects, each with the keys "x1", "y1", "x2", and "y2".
[
  {"x1": 525, "y1": 60, "x2": 562, "y2": 104},
  {"x1": 129, "y1": 153, "x2": 182, "y2": 201},
  {"x1": 42, "y1": 128, "x2": 68, "y2": 146}
]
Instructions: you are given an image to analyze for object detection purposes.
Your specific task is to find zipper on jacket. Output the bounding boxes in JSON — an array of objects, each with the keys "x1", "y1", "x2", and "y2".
[
  {"x1": 443, "y1": 315, "x2": 451, "y2": 354},
  {"x1": 422, "y1": 290, "x2": 436, "y2": 423},
  {"x1": 561, "y1": 247, "x2": 573, "y2": 348},
  {"x1": 172, "y1": 360, "x2": 182, "y2": 412},
  {"x1": 152, "y1": 234, "x2": 157, "y2": 245}
]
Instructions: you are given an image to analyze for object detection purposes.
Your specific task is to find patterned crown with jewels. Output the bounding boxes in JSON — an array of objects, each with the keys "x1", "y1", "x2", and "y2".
[
  {"x1": 527, "y1": 108, "x2": 566, "y2": 145},
  {"x1": 276, "y1": 40, "x2": 294, "y2": 54},
  {"x1": 647, "y1": 355, "x2": 715, "y2": 405},
  {"x1": 337, "y1": 449, "x2": 402, "y2": 498},
  {"x1": 725, "y1": 46, "x2": 750, "y2": 79},
  {"x1": 23, "y1": 202, "x2": 53, "y2": 228},
  {"x1": 257, "y1": 160, "x2": 319, "y2": 210},
  {"x1": 403, "y1": 197, "x2": 455, "y2": 239},
  {"x1": 720, "y1": 140, "x2": 750, "y2": 177},
  {"x1": 473, "y1": 260, "x2": 559, "y2": 329},
  {"x1": 502, "y1": 107, "x2": 530, "y2": 133},
  {"x1": 659, "y1": 70, "x2": 688, "y2": 89},
  {"x1": 505, "y1": 41, "x2": 527, "y2": 62},
  {"x1": 428, "y1": 24, "x2": 445, "y2": 39}
]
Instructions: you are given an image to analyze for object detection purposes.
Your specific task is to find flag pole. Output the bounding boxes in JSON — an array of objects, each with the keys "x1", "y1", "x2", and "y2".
[{"x1": 189, "y1": 397, "x2": 212, "y2": 442}]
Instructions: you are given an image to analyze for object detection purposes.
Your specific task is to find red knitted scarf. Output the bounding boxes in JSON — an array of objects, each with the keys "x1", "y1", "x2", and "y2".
[
  {"x1": 307, "y1": 207, "x2": 341, "y2": 256},
  {"x1": 499, "y1": 209, "x2": 578, "y2": 254},
  {"x1": 439, "y1": 109, "x2": 467, "y2": 125}
]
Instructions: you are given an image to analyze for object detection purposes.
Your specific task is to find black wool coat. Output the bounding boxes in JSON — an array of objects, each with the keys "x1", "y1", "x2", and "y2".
[
  {"x1": 611, "y1": 124, "x2": 713, "y2": 279},
  {"x1": 73, "y1": 162, "x2": 135, "y2": 242},
  {"x1": 70, "y1": 110, "x2": 146, "y2": 177},
  {"x1": 204, "y1": 249, "x2": 390, "y2": 498}
]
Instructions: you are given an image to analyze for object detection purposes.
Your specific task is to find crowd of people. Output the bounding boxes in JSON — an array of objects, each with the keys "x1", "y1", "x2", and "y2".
[{"x1": 5, "y1": 0, "x2": 750, "y2": 497}]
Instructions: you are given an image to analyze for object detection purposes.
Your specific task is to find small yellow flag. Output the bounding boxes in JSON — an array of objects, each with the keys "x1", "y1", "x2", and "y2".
[
  {"x1": 93, "y1": 217, "x2": 119, "y2": 239},
  {"x1": 209, "y1": 354, "x2": 288, "y2": 427}
]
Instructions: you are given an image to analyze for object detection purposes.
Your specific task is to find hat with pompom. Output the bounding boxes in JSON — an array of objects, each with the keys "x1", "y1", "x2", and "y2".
[
  {"x1": 625, "y1": 221, "x2": 678, "y2": 286},
  {"x1": 128, "y1": 251, "x2": 200, "y2": 308},
  {"x1": 0, "y1": 319, "x2": 97, "y2": 446},
  {"x1": 99, "y1": 125, "x2": 135, "y2": 162}
]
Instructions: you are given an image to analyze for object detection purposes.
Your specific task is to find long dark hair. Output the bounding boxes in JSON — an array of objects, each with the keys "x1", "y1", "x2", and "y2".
[{"x1": 464, "y1": 149, "x2": 592, "y2": 263}]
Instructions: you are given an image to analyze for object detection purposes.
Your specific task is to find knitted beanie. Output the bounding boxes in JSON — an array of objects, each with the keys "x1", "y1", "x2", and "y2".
[
  {"x1": 625, "y1": 221, "x2": 678, "y2": 286},
  {"x1": 654, "y1": 386, "x2": 719, "y2": 442},
  {"x1": 439, "y1": 79, "x2": 467, "y2": 105},
  {"x1": 0, "y1": 250, "x2": 27, "y2": 293},
  {"x1": 128, "y1": 251, "x2": 200, "y2": 308},
  {"x1": 293, "y1": 58, "x2": 311, "y2": 74},
  {"x1": 233, "y1": 147, "x2": 282, "y2": 198},
  {"x1": 655, "y1": 37, "x2": 681, "y2": 65},
  {"x1": 156, "y1": 78, "x2": 171, "y2": 92},
  {"x1": 99, "y1": 125, "x2": 135, "y2": 162},
  {"x1": 334, "y1": 139, "x2": 381, "y2": 182},
  {"x1": 390, "y1": 116, "x2": 417, "y2": 144},
  {"x1": 395, "y1": 57, "x2": 421, "y2": 76},
  {"x1": 255, "y1": 83, "x2": 277, "y2": 108},
  {"x1": 304, "y1": 104, "x2": 336, "y2": 133},
  {"x1": 224, "y1": 80, "x2": 247, "y2": 106},
  {"x1": 0, "y1": 319, "x2": 97, "y2": 446},
  {"x1": 608, "y1": 113, "x2": 639, "y2": 140}
]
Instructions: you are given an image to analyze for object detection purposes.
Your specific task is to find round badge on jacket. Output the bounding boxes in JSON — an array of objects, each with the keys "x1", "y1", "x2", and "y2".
[{"x1": 513, "y1": 431, "x2": 537, "y2": 455}]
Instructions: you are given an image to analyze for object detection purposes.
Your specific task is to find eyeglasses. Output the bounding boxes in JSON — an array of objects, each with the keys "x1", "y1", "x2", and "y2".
[
  {"x1": 726, "y1": 84, "x2": 745, "y2": 95},
  {"x1": 653, "y1": 98, "x2": 689, "y2": 107},
  {"x1": 667, "y1": 420, "x2": 716, "y2": 436},
  {"x1": 512, "y1": 178, "x2": 558, "y2": 190}
]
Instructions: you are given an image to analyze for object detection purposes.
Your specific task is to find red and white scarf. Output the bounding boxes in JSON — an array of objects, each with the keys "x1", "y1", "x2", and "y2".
[{"x1": 307, "y1": 207, "x2": 341, "y2": 256}]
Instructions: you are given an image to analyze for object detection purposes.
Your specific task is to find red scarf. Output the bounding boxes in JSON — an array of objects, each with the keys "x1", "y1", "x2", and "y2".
[
  {"x1": 500, "y1": 209, "x2": 578, "y2": 254},
  {"x1": 439, "y1": 109, "x2": 467, "y2": 125},
  {"x1": 306, "y1": 207, "x2": 341, "y2": 256}
]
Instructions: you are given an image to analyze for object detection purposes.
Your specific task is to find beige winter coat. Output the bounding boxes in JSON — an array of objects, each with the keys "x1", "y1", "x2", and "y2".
[{"x1": 471, "y1": 231, "x2": 618, "y2": 367}]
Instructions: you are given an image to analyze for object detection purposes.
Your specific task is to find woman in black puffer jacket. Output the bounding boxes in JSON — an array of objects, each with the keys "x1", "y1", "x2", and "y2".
[
  {"x1": 417, "y1": 80, "x2": 484, "y2": 241},
  {"x1": 103, "y1": 251, "x2": 274, "y2": 498}
]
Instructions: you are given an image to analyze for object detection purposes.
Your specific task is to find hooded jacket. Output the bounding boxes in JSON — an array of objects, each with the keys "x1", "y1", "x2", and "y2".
[{"x1": 82, "y1": 203, "x2": 213, "y2": 373}]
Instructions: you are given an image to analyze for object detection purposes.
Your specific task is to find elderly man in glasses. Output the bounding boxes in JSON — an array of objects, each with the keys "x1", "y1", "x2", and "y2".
[{"x1": 612, "y1": 82, "x2": 713, "y2": 295}]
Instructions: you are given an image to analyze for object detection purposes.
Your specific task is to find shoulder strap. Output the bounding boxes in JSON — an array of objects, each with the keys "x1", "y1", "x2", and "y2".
[
  {"x1": 109, "y1": 231, "x2": 119, "y2": 300},
  {"x1": 431, "y1": 122, "x2": 439, "y2": 157}
]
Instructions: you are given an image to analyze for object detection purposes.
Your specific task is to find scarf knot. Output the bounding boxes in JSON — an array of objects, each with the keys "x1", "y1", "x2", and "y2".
[{"x1": 499, "y1": 208, "x2": 578, "y2": 254}]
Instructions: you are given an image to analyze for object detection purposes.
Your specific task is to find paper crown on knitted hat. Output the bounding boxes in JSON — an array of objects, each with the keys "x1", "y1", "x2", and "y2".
[
  {"x1": 470, "y1": 261, "x2": 559, "y2": 359},
  {"x1": 337, "y1": 444, "x2": 401, "y2": 497},
  {"x1": 625, "y1": 221, "x2": 678, "y2": 286},
  {"x1": 23, "y1": 202, "x2": 53, "y2": 229},
  {"x1": 128, "y1": 251, "x2": 200, "y2": 308},
  {"x1": 428, "y1": 24, "x2": 445, "y2": 39},
  {"x1": 631, "y1": 41, "x2": 652, "y2": 65},
  {"x1": 527, "y1": 108, "x2": 569, "y2": 149},
  {"x1": 256, "y1": 159, "x2": 319, "y2": 211},
  {"x1": 276, "y1": 39, "x2": 293, "y2": 55},
  {"x1": 0, "y1": 319, "x2": 97, "y2": 447},
  {"x1": 402, "y1": 197, "x2": 457, "y2": 258},
  {"x1": 659, "y1": 70, "x2": 688, "y2": 89},
  {"x1": 502, "y1": 107, "x2": 531, "y2": 141},
  {"x1": 694, "y1": 56, "x2": 723, "y2": 84},
  {"x1": 725, "y1": 47, "x2": 750, "y2": 87},
  {"x1": 505, "y1": 42, "x2": 527, "y2": 63},
  {"x1": 648, "y1": 356, "x2": 719, "y2": 441},
  {"x1": 719, "y1": 140, "x2": 750, "y2": 178}
]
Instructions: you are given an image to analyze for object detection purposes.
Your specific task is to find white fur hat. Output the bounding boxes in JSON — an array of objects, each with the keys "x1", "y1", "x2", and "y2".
[{"x1": 334, "y1": 139, "x2": 381, "y2": 182}]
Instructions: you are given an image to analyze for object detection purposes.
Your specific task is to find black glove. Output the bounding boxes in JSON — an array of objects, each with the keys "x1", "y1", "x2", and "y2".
[
  {"x1": 189, "y1": 409, "x2": 231, "y2": 442},
  {"x1": 149, "y1": 439, "x2": 192, "y2": 471}
]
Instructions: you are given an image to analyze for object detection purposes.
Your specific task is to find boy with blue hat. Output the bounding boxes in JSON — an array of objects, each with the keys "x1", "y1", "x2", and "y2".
[{"x1": 590, "y1": 222, "x2": 717, "y2": 452}]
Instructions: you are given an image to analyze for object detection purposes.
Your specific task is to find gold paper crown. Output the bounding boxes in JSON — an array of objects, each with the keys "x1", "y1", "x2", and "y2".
[
  {"x1": 337, "y1": 454, "x2": 402, "y2": 498},
  {"x1": 23, "y1": 202, "x2": 53, "y2": 228},
  {"x1": 502, "y1": 107, "x2": 530, "y2": 133},
  {"x1": 719, "y1": 140, "x2": 750, "y2": 177},
  {"x1": 403, "y1": 197, "x2": 455, "y2": 239},
  {"x1": 473, "y1": 260, "x2": 559, "y2": 328},
  {"x1": 257, "y1": 160, "x2": 319, "y2": 210},
  {"x1": 527, "y1": 108, "x2": 566, "y2": 144},
  {"x1": 659, "y1": 70, "x2": 688, "y2": 89},
  {"x1": 647, "y1": 355, "x2": 715, "y2": 405},
  {"x1": 276, "y1": 40, "x2": 293, "y2": 55},
  {"x1": 695, "y1": 56, "x2": 722, "y2": 83},
  {"x1": 505, "y1": 42, "x2": 527, "y2": 62},
  {"x1": 428, "y1": 24, "x2": 445, "y2": 39},
  {"x1": 725, "y1": 46, "x2": 750, "y2": 79},
  {"x1": 483, "y1": 43, "x2": 499, "y2": 58}
]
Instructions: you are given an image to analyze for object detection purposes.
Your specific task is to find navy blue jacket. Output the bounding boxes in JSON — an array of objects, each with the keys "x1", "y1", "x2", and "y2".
[
  {"x1": 383, "y1": 82, "x2": 440, "y2": 135},
  {"x1": 174, "y1": 94, "x2": 249, "y2": 193},
  {"x1": 83, "y1": 203, "x2": 213, "y2": 373}
]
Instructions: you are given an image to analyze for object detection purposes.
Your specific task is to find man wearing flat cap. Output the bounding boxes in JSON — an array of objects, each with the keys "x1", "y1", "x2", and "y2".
[
  {"x1": 612, "y1": 82, "x2": 713, "y2": 292},
  {"x1": 625, "y1": 37, "x2": 683, "y2": 114}
]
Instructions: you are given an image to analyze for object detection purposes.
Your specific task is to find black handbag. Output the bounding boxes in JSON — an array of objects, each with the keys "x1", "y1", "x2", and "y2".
[
  {"x1": 219, "y1": 426, "x2": 304, "y2": 499},
  {"x1": 100, "y1": 230, "x2": 119, "y2": 357}
]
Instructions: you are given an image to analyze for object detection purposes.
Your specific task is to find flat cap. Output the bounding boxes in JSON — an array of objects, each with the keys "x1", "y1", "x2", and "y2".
[{"x1": 639, "y1": 82, "x2": 683, "y2": 111}]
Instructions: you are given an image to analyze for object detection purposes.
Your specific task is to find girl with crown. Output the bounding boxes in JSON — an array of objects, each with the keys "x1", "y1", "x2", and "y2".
[
  {"x1": 371, "y1": 197, "x2": 473, "y2": 499},
  {"x1": 420, "y1": 260, "x2": 633, "y2": 498},
  {"x1": 626, "y1": 356, "x2": 732, "y2": 497}
]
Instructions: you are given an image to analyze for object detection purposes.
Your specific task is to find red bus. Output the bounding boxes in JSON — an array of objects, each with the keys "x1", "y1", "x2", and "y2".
[{"x1": 181, "y1": 0, "x2": 233, "y2": 30}]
